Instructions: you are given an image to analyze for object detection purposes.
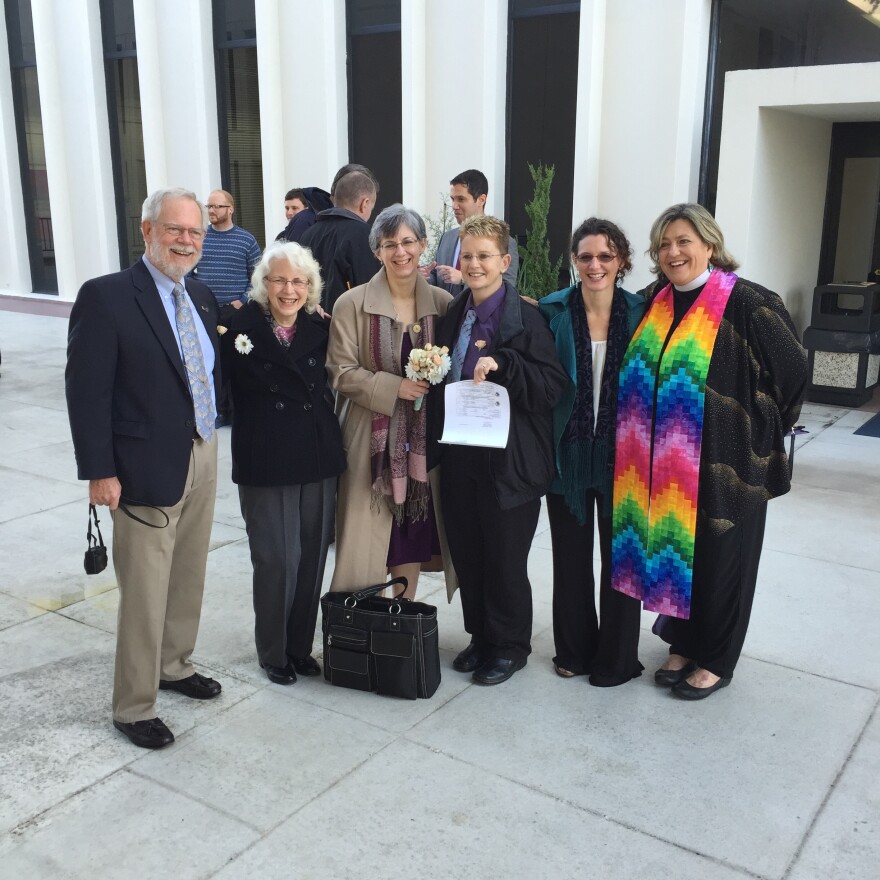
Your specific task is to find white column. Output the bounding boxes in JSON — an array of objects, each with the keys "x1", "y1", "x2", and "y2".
[
  {"x1": 256, "y1": 0, "x2": 348, "y2": 238},
  {"x1": 599, "y1": 0, "x2": 712, "y2": 289},
  {"x1": 0, "y1": 8, "x2": 31, "y2": 297},
  {"x1": 571, "y1": 0, "x2": 607, "y2": 227},
  {"x1": 422, "y1": 0, "x2": 509, "y2": 220},
  {"x1": 401, "y1": 0, "x2": 427, "y2": 211},
  {"x1": 134, "y1": 0, "x2": 220, "y2": 198},
  {"x1": 31, "y1": 0, "x2": 117, "y2": 300}
]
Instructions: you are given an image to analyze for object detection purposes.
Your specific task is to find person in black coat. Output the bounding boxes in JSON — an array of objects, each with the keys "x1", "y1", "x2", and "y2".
[
  {"x1": 430, "y1": 215, "x2": 567, "y2": 686},
  {"x1": 220, "y1": 241, "x2": 346, "y2": 685},
  {"x1": 275, "y1": 186, "x2": 332, "y2": 244}
]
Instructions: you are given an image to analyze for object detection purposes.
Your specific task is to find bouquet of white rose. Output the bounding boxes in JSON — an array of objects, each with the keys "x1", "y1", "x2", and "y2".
[{"x1": 405, "y1": 343, "x2": 451, "y2": 410}]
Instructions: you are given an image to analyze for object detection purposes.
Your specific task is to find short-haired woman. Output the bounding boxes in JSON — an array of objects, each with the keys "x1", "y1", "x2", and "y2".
[{"x1": 221, "y1": 241, "x2": 345, "y2": 685}]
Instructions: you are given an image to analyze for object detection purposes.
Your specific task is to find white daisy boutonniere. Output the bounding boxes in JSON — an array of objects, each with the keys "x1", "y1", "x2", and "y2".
[{"x1": 234, "y1": 333, "x2": 254, "y2": 355}]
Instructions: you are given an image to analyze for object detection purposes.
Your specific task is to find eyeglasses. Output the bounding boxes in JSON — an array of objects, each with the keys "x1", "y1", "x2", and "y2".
[
  {"x1": 460, "y1": 252, "x2": 503, "y2": 264},
  {"x1": 574, "y1": 252, "x2": 617, "y2": 266},
  {"x1": 162, "y1": 224, "x2": 205, "y2": 241},
  {"x1": 267, "y1": 277, "x2": 310, "y2": 290},
  {"x1": 205, "y1": 203, "x2": 231, "y2": 209},
  {"x1": 378, "y1": 238, "x2": 421, "y2": 253}
]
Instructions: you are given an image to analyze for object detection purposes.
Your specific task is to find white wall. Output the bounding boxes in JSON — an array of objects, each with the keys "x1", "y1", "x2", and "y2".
[
  {"x1": 715, "y1": 63, "x2": 880, "y2": 332},
  {"x1": 257, "y1": 0, "x2": 348, "y2": 240},
  {"x1": 32, "y1": 0, "x2": 118, "y2": 300},
  {"x1": 134, "y1": 0, "x2": 219, "y2": 199},
  {"x1": 598, "y1": 0, "x2": 712, "y2": 291},
  {"x1": 0, "y1": 6, "x2": 30, "y2": 296},
  {"x1": 421, "y1": 0, "x2": 509, "y2": 222}
]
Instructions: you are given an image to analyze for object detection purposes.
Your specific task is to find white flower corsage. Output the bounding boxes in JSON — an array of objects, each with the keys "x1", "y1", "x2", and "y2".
[{"x1": 234, "y1": 333, "x2": 254, "y2": 355}]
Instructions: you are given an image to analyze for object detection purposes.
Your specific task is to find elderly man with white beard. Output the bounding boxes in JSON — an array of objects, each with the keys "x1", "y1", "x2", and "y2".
[{"x1": 66, "y1": 187, "x2": 223, "y2": 750}]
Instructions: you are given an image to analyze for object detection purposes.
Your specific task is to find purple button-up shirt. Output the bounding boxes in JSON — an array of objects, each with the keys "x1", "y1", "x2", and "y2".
[{"x1": 458, "y1": 283, "x2": 506, "y2": 380}]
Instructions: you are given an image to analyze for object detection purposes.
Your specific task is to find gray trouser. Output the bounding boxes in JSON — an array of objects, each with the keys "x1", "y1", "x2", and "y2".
[{"x1": 238, "y1": 478, "x2": 336, "y2": 667}]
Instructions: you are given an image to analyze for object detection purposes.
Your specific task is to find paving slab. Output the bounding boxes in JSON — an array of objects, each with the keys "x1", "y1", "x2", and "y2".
[
  {"x1": 0, "y1": 769, "x2": 258, "y2": 879},
  {"x1": 212, "y1": 738, "x2": 752, "y2": 880},
  {"x1": 743, "y1": 548, "x2": 880, "y2": 689},
  {"x1": 0, "y1": 591, "x2": 47, "y2": 631},
  {"x1": 763, "y1": 484, "x2": 880, "y2": 573},
  {"x1": 135, "y1": 688, "x2": 397, "y2": 833},
  {"x1": 0, "y1": 401, "x2": 73, "y2": 456},
  {"x1": 0, "y1": 465, "x2": 86, "y2": 524},
  {"x1": 791, "y1": 434, "x2": 880, "y2": 497},
  {"x1": 406, "y1": 654, "x2": 875, "y2": 878},
  {"x1": 790, "y1": 704, "x2": 880, "y2": 880}
]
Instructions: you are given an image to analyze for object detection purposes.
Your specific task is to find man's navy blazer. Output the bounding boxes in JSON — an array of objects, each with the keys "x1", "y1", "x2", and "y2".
[{"x1": 66, "y1": 259, "x2": 220, "y2": 508}]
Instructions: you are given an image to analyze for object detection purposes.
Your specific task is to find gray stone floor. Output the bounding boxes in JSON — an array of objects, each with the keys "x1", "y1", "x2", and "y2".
[{"x1": 1, "y1": 308, "x2": 878, "y2": 880}]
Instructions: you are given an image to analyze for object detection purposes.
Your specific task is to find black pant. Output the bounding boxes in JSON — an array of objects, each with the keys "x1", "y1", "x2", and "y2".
[
  {"x1": 238, "y1": 479, "x2": 336, "y2": 667},
  {"x1": 546, "y1": 491, "x2": 642, "y2": 680},
  {"x1": 663, "y1": 503, "x2": 767, "y2": 679},
  {"x1": 441, "y1": 446, "x2": 539, "y2": 662}
]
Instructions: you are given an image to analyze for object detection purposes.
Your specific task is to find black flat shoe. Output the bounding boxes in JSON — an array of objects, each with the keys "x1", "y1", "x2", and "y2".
[
  {"x1": 654, "y1": 661, "x2": 697, "y2": 687},
  {"x1": 672, "y1": 675, "x2": 731, "y2": 700},
  {"x1": 472, "y1": 656, "x2": 526, "y2": 686},
  {"x1": 263, "y1": 662, "x2": 297, "y2": 685},
  {"x1": 159, "y1": 671, "x2": 222, "y2": 699},
  {"x1": 453, "y1": 641, "x2": 486, "y2": 673},
  {"x1": 113, "y1": 717, "x2": 175, "y2": 749},
  {"x1": 290, "y1": 655, "x2": 321, "y2": 676}
]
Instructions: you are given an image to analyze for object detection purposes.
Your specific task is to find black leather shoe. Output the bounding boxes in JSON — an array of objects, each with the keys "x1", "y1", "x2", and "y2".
[
  {"x1": 113, "y1": 717, "x2": 175, "y2": 749},
  {"x1": 264, "y1": 663, "x2": 297, "y2": 685},
  {"x1": 672, "y1": 674, "x2": 731, "y2": 700},
  {"x1": 289, "y1": 655, "x2": 321, "y2": 676},
  {"x1": 654, "y1": 661, "x2": 697, "y2": 687},
  {"x1": 472, "y1": 656, "x2": 527, "y2": 686},
  {"x1": 159, "y1": 671, "x2": 222, "y2": 699},
  {"x1": 453, "y1": 642, "x2": 486, "y2": 673}
]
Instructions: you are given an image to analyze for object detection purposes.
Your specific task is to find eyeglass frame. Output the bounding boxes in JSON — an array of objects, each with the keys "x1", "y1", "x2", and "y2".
[{"x1": 266, "y1": 276, "x2": 310, "y2": 290}]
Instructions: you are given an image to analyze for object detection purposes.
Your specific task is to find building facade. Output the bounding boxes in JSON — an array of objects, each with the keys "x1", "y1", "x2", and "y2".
[{"x1": 2, "y1": 0, "x2": 880, "y2": 331}]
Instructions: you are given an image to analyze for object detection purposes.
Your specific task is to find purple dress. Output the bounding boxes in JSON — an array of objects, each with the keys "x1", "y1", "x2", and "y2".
[{"x1": 386, "y1": 333, "x2": 441, "y2": 566}]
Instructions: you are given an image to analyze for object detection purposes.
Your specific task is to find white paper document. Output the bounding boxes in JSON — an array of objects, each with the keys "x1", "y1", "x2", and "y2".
[{"x1": 439, "y1": 380, "x2": 510, "y2": 448}]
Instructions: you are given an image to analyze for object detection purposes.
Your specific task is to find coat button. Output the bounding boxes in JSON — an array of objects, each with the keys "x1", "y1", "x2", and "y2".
[
  {"x1": 185, "y1": 419, "x2": 194, "y2": 428},
  {"x1": 276, "y1": 401, "x2": 285, "y2": 411},
  {"x1": 308, "y1": 383, "x2": 315, "y2": 391},
  {"x1": 307, "y1": 357, "x2": 317, "y2": 367},
  {"x1": 270, "y1": 384, "x2": 279, "y2": 392},
  {"x1": 303, "y1": 403, "x2": 312, "y2": 411},
  {"x1": 263, "y1": 363, "x2": 272, "y2": 371}
]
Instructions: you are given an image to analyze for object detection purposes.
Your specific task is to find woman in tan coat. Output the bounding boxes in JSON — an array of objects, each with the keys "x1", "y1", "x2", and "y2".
[{"x1": 327, "y1": 204, "x2": 455, "y2": 599}]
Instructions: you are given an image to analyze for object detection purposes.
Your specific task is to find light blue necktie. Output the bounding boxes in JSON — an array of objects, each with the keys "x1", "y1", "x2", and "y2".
[
  {"x1": 449, "y1": 308, "x2": 476, "y2": 383},
  {"x1": 172, "y1": 283, "x2": 215, "y2": 442}
]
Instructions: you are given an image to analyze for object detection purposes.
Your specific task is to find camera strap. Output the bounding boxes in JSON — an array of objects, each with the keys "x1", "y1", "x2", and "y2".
[
  {"x1": 87, "y1": 503, "x2": 105, "y2": 551},
  {"x1": 118, "y1": 502, "x2": 170, "y2": 529}
]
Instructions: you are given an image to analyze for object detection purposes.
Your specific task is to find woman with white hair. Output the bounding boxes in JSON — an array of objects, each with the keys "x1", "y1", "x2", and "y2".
[{"x1": 220, "y1": 241, "x2": 345, "y2": 685}]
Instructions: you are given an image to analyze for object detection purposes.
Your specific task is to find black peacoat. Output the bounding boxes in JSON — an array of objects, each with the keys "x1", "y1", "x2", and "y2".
[{"x1": 220, "y1": 302, "x2": 345, "y2": 487}]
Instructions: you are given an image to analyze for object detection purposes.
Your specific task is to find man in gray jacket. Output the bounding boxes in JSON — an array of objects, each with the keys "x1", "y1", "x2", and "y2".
[{"x1": 424, "y1": 169, "x2": 519, "y2": 296}]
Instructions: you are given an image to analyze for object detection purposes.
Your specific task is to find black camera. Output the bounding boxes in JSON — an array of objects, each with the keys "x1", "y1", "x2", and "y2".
[
  {"x1": 84, "y1": 545, "x2": 108, "y2": 574},
  {"x1": 84, "y1": 503, "x2": 108, "y2": 575}
]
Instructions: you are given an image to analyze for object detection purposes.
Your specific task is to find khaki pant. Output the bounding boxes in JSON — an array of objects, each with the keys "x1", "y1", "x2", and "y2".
[{"x1": 110, "y1": 436, "x2": 217, "y2": 722}]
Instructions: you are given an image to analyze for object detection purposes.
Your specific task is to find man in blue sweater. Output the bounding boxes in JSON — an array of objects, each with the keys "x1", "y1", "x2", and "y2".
[{"x1": 192, "y1": 189, "x2": 261, "y2": 308}]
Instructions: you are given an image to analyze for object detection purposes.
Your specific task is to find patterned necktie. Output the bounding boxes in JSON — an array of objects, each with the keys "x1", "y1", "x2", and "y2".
[
  {"x1": 172, "y1": 283, "x2": 215, "y2": 441},
  {"x1": 449, "y1": 308, "x2": 476, "y2": 382}
]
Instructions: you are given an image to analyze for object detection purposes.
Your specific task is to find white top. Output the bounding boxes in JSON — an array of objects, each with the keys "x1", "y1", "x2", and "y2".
[{"x1": 591, "y1": 340, "x2": 607, "y2": 423}]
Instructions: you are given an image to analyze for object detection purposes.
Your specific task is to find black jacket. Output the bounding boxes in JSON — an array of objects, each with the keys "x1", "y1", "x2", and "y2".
[
  {"x1": 220, "y1": 302, "x2": 345, "y2": 486},
  {"x1": 430, "y1": 285, "x2": 567, "y2": 509},
  {"x1": 275, "y1": 187, "x2": 332, "y2": 243},
  {"x1": 299, "y1": 207, "x2": 379, "y2": 313},
  {"x1": 66, "y1": 260, "x2": 221, "y2": 507}
]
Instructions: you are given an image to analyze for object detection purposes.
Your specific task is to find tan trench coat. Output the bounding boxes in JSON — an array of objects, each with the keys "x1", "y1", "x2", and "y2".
[{"x1": 326, "y1": 268, "x2": 458, "y2": 599}]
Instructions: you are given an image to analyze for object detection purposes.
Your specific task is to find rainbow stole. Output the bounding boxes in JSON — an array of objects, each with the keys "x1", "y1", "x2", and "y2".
[{"x1": 611, "y1": 270, "x2": 736, "y2": 619}]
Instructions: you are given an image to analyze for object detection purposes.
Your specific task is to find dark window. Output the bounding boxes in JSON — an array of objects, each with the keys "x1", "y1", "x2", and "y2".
[
  {"x1": 213, "y1": 0, "x2": 264, "y2": 246},
  {"x1": 701, "y1": 0, "x2": 880, "y2": 210},
  {"x1": 100, "y1": 0, "x2": 146, "y2": 269},
  {"x1": 346, "y1": 0, "x2": 402, "y2": 212},
  {"x1": 4, "y1": 0, "x2": 56, "y2": 292},
  {"x1": 506, "y1": 1, "x2": 580, "y2": 285}
]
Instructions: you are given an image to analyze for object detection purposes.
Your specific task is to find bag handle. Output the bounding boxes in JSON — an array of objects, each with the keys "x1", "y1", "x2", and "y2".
[
  {"x1": 345, "y1": 577, "x2": 408, "y2": 606},
  {"x1": 87, "y1": 503, "x2": 105, "y2": 551}
]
